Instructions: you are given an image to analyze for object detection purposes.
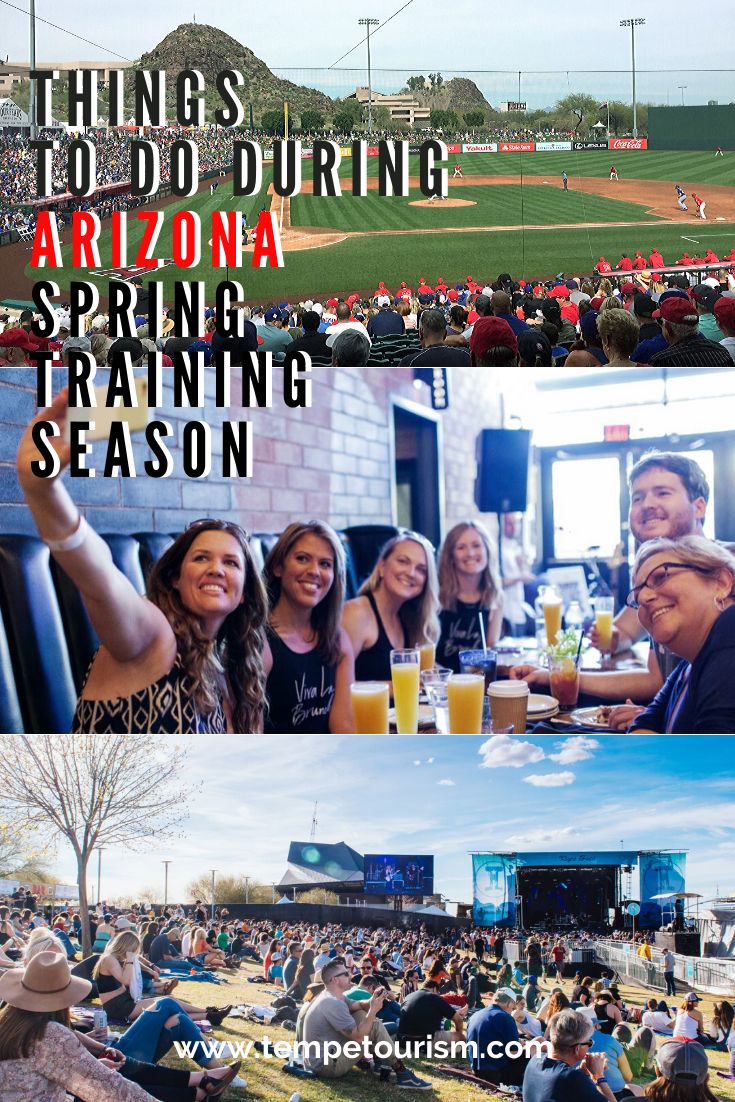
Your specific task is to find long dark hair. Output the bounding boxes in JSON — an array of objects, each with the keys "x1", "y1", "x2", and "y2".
[
  {"x1": 0, "y1": 1005, "x2": 71, "y2": 1060},
  {"x1": 148, "y1": 520, "x2": 268, "y2": 732},
  {"x1": 264, "y1": 520, "x2": 346, "y2": 665}
]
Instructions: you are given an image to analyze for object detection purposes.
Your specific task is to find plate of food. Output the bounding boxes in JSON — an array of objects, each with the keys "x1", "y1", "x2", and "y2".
[
  {"x1": 389, "y1": 704, "x2": 435, "y2": 730},
  {"x1": 570, "y1": 705, "x2": 618, "y2": 730}
]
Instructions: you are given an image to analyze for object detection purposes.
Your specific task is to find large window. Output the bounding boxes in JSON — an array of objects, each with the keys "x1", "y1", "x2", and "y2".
[{"x1": 551, "y1": 456, "x2": 623, "y2": 560}]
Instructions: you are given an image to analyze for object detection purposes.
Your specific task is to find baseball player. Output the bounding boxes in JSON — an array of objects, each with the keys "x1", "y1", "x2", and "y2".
[
  {"x1": 715, "y1": 146, "x2": 724, "y2": 157},
  {"x1": 693, "y1": 192, "x2": 707, "y2": 220},
  {"x1": 210, "y1": 180, "x2": 219, "y2": 196},
  {"x1": 562, "y1": 171, "x2": 568, "y2": 191},
  {"x1": 609, "y1": 165, "x2": 619, "y2": 180},
  {"x1": 675, "y1": 184, "x2": 688, "y2": 211},
  {"x1": 453, "y1": 162, "x2": 463, "y2": 178}
]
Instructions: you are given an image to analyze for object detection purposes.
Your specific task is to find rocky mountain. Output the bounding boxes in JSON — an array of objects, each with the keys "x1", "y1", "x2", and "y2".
[
  {"x1": 137, "y1": 23, "x2": 334, "y2": 122},
  {"x1": 419, "y1": 77, "x2": 494, "y2": 115}
]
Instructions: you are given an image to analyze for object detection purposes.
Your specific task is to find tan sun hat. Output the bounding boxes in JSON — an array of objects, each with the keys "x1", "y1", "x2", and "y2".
[{"x1": 0, "y1": 951, "x2": 91, "y2": 1012}]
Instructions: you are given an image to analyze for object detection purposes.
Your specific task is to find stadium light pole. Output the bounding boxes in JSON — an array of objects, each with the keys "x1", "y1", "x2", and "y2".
[
  {"x1": 619, "y1": 18, "x2": 645, "y2": 137},
  {"x1": 358, "y1": 18, "x2": 379, "y2": 135},
  {"x1": 162, "y1": 860, "x2": 172, "y2": 907},
  {"x1": 678, "y1": 85, "x2": 687, "y2": 106},
  {"x1": 29, "y1": 0, "x2": 37, "y2": 140}
]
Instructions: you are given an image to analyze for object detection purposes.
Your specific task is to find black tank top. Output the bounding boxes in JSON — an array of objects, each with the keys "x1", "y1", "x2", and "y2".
[
  {"x1": 263, "y1": 626, "x2": 336, "y2": 733},
  {"x1": 354, "y1": 592, "x2": 405, "y2": 682},
  {"x1": 436, "y1": 601, "x2": 489, "y2": 673}
]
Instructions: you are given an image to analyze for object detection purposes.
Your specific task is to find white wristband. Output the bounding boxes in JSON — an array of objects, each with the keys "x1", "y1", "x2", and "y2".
[{"x1": 45, "y1": 516, "x2": 88, "y2": 552}]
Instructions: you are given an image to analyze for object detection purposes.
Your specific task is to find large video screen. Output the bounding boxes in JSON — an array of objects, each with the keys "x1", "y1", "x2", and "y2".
[{"x1": 364, "y1": 854, "x2": 434, "y2": 895}]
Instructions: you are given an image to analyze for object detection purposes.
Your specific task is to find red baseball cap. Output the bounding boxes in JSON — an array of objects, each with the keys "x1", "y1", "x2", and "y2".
[
  {"x1": 469, "y1": 316, "x2": 518, "y2": 359},
  {"x1": 620, "y1": 281, "x2": 638, "y2": 295},
  {"x1": 714, "y1": 296, "x2": 735, "y2": 329},
  {"x1": 653, "y1": 298, "x2": 699, "y2": 324},
  {"x1": 447, "y1": 288, "x2": 458, "y2": 302},
  {"x1": 0, "y1": 328, "x2": 37, "y2": 350}
]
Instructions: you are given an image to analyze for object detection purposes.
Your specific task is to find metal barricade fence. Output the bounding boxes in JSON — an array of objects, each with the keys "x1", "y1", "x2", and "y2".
[{"x1": 594, "y1": 940, "x2": 735, "y2": 996}]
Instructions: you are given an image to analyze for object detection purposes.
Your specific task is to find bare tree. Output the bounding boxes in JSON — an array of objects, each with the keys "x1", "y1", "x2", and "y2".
[
  {"x1": 0, "y1": 817, "x2": 46, "y2": 876},
  {"x1": 0, "y1": 738, "x2": 193, "y2": 956}
]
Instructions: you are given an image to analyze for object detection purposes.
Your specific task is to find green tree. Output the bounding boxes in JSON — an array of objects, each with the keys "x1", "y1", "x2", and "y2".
[
  {"x1": 464, "y1": 109, "x2": 485, "y2": 128},
  {"x1": 0, "y1": 738, "x2": 191, "y2": 956},
  {"x1": 187, "y1": 872, "x2": 271, "y2": 905},
  {"x1": 555, "y1": 93, "x2": 599, "y2": 133},
  {"x1": 298, "y1": 888, "x2": 341, "y2": 904},
  {"x1": 300, "y1": 109, "x2": 325, "y2": 132},
  {"x1": 261, "y1": 109, "x2": 285, "y2": 134},
  {"x1": 430, "y1": 108, "x2": 459, "y2": 130},
  {"x1": 333, "y1": 110, "x2": 356, "y2": 134},
  {"x1": 405, "y1": 75, "x2": 426, "y2": 94},
  {"x1": 371, "y1": 105, "x2": 392, "y2": 131}
]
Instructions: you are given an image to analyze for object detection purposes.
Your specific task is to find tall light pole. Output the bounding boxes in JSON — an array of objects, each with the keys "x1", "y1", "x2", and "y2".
[
  {"x1": 210, "y1": 869, "x2": 217, "y2": 921},
  {"x1": 162, "y1": 860, "x2": 172, "y2": 907},
  {"x1": 29, "y1": 0, "x2": 37, "y2": 140},
  {"x1": 96, "y1": 848, "x2": 104, "y2": 906},
  {"x1": 678, "y1": 85, "x2": 687, "y2": 106},
  {"x1": 244, "y1": 876, "x2": 250, "y2": 905},
  {"x1": 619, "y1": 18, "x2": 645, "y2": 137},
  {"x1": 358, "y1": 18, "x2": 379, "y2": 135}
]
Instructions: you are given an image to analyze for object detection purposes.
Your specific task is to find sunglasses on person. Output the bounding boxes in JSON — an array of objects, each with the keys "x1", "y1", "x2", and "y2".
[
  {"x1": 625, "y1": 562, "x2": 712, "y2": 609},
  {"x1": 186, "y1": 518, "x2": 251, "y2": 541}
]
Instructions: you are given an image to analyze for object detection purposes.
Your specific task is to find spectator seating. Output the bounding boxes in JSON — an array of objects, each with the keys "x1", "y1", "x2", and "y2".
[{"x1": 0, "y1": 523, "x2": 399, "y2": 732}]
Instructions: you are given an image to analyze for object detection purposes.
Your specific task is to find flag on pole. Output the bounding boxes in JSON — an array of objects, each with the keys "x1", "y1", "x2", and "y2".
[{"x1": 284, "y1": 100, "x2": 289, "y2": 139}]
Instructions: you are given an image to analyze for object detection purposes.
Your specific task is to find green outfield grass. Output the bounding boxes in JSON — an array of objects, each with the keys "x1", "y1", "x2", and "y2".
[{"x1": 34, "y1": 150, "x2": 735, "y2": 302}]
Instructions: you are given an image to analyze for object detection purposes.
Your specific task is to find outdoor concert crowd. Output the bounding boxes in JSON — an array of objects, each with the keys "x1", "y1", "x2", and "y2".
[{"x1": 1, "y1": 899, "x2": 733, "y2": 1100}]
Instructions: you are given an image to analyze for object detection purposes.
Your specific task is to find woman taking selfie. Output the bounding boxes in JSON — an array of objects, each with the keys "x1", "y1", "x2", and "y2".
[{"x1": 16, "y1": 389, "x2": 268, "y2": 733}]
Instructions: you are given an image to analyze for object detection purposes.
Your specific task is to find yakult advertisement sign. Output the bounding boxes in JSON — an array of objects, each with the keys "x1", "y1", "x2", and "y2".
[
  {"x1": 609, "y1": 137, "x2": 648, "y2": 150},
  {"x1": 499, "y1": 141, "x2": 535, "y2": 153},
  {"x1": 462, "y1": 143, "x2": 499, "y2": 153},
  {"x1": 536, "y1": 141, "x2": 572, "y2": 152}
]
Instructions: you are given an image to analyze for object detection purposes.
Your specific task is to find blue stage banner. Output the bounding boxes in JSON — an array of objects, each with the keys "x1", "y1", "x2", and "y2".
[
  {"x1": 516, "y1": 851, "x2": 639, "y2": 867},
  {"x1": 639, "y1": 852, "x2": 686, "y2": 926},
  {"x1": 472, "y1": 854, "x2": 517, "y2": 925}
]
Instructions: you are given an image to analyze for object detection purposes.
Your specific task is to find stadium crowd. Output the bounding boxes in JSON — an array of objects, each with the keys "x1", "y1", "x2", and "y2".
[
  {"x1": 1, "y1": 902, "x2": 733, "y2": 1100},
  {"x1": 2, "y1": 261, "x2": 735, "y2": 369}
]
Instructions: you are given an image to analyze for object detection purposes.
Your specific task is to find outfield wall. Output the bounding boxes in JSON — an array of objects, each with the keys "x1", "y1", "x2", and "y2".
[{"x1": 649, "y1": 105, "x2": 735, "y2": 151}]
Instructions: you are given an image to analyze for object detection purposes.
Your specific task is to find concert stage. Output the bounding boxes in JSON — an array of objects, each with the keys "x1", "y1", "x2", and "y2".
[{"x1": 471, "y1": 850, "x2": 687, "y2": 930}]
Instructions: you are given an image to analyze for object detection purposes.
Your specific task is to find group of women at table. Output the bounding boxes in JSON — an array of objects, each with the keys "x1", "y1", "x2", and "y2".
[{"x1": 16, "y1": 390, "x2": 735, "y2": 734}]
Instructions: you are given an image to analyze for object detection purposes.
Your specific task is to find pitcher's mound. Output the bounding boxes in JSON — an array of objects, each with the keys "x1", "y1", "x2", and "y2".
[{"x1": 409, "y1": 198, "x2": 477, "y2": 208}]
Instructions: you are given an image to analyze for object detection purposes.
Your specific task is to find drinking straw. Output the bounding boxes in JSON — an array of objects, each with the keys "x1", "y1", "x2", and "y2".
[
  {"x1": 478, "y1": 611, "x2": 487, "y2": 655},
  {"x1": 575, "y1": 628, "x2": 584, "y2": 664}
]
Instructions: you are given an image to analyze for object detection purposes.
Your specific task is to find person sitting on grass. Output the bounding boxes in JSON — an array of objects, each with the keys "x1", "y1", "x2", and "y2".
[
  {"x1": 645, "y1": 1040, "x2": 719, "y2": 1102},
  {"x1": 301, "y1": 955, "x2": 432, "y2": 1088}
]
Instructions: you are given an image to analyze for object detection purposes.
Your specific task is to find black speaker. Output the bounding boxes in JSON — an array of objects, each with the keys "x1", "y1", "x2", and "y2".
[{"x1": 474, "y1": 429, "x2": 531, "y2": 513}]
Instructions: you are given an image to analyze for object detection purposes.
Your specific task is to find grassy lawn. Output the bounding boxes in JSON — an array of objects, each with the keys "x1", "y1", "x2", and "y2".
[
  {"x1": 146, "y1": 958, "x2": 735, "y2": 1101},
  {"x1": 34, "y1": 149, "x2": 735, "y2": 301}
]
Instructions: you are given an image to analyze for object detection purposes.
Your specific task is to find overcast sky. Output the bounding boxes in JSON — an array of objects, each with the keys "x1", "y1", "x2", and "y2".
[
  {"x1": 40, "y1": 735, "x2": 735, "y2": 907},
  {"x1": 4, "y1": 0, "x2": 734, "y2": 108}
]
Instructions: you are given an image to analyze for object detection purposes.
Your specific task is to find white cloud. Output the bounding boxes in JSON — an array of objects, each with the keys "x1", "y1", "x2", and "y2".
[
  {"x1": 505, "y1": 826, "x2": 579, "y2": 846},
  {"x1": 437, "y1": 779, "x2": 456, "y2": 786},
  {"x1": 548, "y1": 736, "x2": 600, "y2": 764},
  {"x1": 479, "y1": 735, "x2": 545, "y2": 769},
  {"x1": 524, "y1": 771, "x2": 576, "y2": 787},
  {"x1": 413, "y1": 760, "x2": 421, "y2": 766},
  {"x1": 427, "y1": 757, "x2": 435, "y2": 764}
]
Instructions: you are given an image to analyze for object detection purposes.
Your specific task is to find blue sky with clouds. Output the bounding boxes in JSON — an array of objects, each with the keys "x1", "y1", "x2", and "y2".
[
  {"x1": 45, "y1": 735, "x2": 735, "y2": 906},
  {"x1": 4, "y1": 0, "x2": 734, "y2": 109}
]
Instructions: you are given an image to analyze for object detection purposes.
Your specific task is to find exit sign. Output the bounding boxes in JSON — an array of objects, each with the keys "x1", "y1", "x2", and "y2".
[{"x1": 604, "y1": 424, "x2": 630, "y2": 442}]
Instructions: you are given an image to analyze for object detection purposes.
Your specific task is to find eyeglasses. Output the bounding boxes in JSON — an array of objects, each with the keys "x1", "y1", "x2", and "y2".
[
  {"x1": 625, "y1": 562, "x2": 712, "y2": 609},
  {"x1": 331, "y1": 971, "x2": 349, "y2": 979},
  {"x1": 186, "y1": 518, "x2": 251, "y2": 541}
]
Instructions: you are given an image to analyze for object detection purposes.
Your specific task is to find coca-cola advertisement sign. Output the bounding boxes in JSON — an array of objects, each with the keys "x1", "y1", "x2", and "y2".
[
  {"x1": 608, "y1": 137, "x2": 648, "y2": 150},
  {"x1": 499, "y1": 141, "x2": 535, "y2": 153}
]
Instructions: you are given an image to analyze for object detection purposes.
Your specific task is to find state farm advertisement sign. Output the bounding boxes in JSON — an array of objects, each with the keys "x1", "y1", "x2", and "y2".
[
  {"x1": 609, "y1": 137, "x2": 648, "y2": 150},
  {"x1": 445, "y1": 143, "x2": 461, "y2": 154},
  {"x1": 499, "y1": 141, "x2": 535, "y2": 152},
  {"x1": 462, "y1": 142, "x2": 498, "y2": 153}
]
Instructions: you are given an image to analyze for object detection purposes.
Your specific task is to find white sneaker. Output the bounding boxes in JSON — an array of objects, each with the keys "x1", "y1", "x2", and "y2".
[{"x1": 231, "y1": 1076, "x2": 248, "y2": 1088}]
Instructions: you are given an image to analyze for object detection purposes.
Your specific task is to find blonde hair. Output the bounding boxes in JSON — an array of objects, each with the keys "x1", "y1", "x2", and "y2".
[
  {"x1": 93, "y1": 931, "x2": 141, "y2": 979},
  {"x1": 597, "y1": 308, "x2": 639, "y2": 356},
  {"x1": 438, "y1": 521, "x2": 502, "y2": 613},
  {"x1": 24, "y1": 930, "x2": 58, "y2": 960},
  {"x1": 359, "y1": 532, "x2": 440, "y2": 646}
]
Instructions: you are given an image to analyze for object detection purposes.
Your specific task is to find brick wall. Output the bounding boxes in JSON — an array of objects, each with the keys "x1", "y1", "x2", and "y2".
[{"x1": 0, "y1": 365, "x2": 502, "y2": 539}]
